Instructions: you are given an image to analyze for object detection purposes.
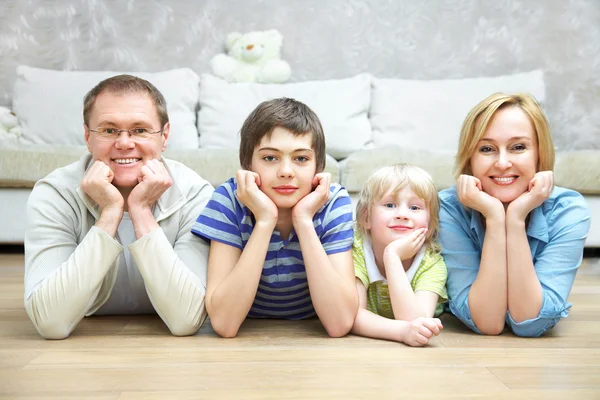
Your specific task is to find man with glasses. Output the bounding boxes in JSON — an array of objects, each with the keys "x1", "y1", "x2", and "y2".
[{"x1": 24, "y1": 75, "x2": 213, "y2": 339}]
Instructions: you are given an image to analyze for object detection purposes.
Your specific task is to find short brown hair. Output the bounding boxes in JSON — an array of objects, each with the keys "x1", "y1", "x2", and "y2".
[
  {"x1": 455, "y1": 92, "x2": 555, "y2": 178},
  {"x1": 83, "y1": 74, "x2": 168, "y2": 127},
  {"x1": 238, "y1": 98, "x2": 326, "y2": 172},
  {"x1": 355, "y1": 164, "x2": 441, "y2": 253}
]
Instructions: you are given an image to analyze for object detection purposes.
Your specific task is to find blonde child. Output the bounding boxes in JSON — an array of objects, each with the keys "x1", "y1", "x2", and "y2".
[{"x1": 352, "y1": 164, "x2": 447, "y2": 346}]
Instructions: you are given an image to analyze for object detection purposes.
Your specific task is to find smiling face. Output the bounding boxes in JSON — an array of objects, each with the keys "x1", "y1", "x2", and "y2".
[
  {"x1": 250, "y1": 126, "x2": 317, "y2": 210},
  {"x1": 84, "y1": 91, "x2": 169, "y2": 191},
  {"x1": 366, "y1": 185, "x2": 430, "y2": 250},
  {"x1": 470, "y1": 106, "x2": 539, "y2": 205}
]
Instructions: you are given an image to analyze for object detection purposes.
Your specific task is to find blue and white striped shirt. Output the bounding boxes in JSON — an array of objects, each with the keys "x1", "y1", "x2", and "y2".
[{"x1": 191, "y1": 178, "x2": 354, "y2": 320}]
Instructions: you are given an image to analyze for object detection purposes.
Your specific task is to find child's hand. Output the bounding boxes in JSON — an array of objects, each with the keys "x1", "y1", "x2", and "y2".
[
  {"x1": 384, "y1": 227, "x2": 427, "y2": 261},
  {"x1": 235, "y1": 170, "x2": 278, "y2": 224},
  {"x1": 507, "y1": 171, "x2": 553, "y2": 222},
  {"x1": 292, "y1": 172, "x2": 331, "y2": 223},
  {"x1": 457, "y1": 174, "x2": 504, "y2": 219},
  {"x1": 400, "y1": 317, "x2": 443, "y2": 347}
]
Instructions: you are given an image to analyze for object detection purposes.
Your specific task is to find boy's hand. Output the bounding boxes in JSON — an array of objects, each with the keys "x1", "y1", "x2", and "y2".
[
  {"x1": 507, "y1": 171, "x2": 553, "y2": 222},
  {"x1": 235, "y1": 170, "x2": 278, "y2": 224},
  {"x1": 399, "y1": 317, "x2": 443, "y2": 347},
  {"x1": 384, "y1": 227, "x2": 427, "y2": 262},
  {"x1": 457, "y1": 174, "x2": 504, "y2": 219},
  {"x1": 81, "y1": 160, "x2": 124, "y2": 213},
  {"x1": 128, "y1": 159, "x2": 172, "y2": 211},
  {"x1": 292, "y1": 173, "x2": 331, "y2": 223}
]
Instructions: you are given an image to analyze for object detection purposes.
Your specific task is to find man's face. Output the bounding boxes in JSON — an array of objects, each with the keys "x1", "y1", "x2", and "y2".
[
  {"x1": 84, "y1": 91, "x2": 169, "y2": 190},
  {"x1": 250, "y1": 127, "x2": 317, "y2": 210}
]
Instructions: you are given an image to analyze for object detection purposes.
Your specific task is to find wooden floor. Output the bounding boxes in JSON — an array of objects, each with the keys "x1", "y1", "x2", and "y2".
[{"x1": 0, "y1": 252, "x2": 599, "y2": 399}]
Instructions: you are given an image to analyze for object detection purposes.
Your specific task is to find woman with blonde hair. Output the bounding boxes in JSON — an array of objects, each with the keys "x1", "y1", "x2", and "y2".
[{"x1": 439, "y1": 92, "x2": 590, "y2": 337}]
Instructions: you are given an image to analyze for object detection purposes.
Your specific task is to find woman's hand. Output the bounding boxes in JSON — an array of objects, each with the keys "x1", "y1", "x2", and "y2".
[
  {"x1": 457, "y1": 174, "x2": 504, "y2": 219},
  {"x1": 507, "y1": 171, "x2": 554, "y2": 222}
]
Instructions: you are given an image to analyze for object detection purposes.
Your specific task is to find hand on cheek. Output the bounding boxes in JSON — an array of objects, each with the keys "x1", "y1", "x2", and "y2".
[
  {"x1": 128, "y1": 159, "x2": 172, "y2": 211},
  {"x1": 235, "y1": 169, "x2": 278, "y2": 224},
  {"x1": 384, "y1": 227, "x2": 428, "y2": 261},
  {"x1": 81, "y1": 160, "x2": 124, "y2": 212},
  {"x1": 292, "y1": 172, "x2": 331, "y2": 222},
  {"x1": 507, "y1": 171, "x2": 554, "y2": 221},
  {"x1": 457, "y1": 174, "x2": 504, "y2": 219}
]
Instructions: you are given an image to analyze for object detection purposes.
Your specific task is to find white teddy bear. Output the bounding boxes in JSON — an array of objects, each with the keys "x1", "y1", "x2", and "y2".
[
  {"x1": 211, "y1": 29, "x2": 291, "y2": 84},
  {"x1": 0, "y1": 106, "x2": 21, "y2": 146}
]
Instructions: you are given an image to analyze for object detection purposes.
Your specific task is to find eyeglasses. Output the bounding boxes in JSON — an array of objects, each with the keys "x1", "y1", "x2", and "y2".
[{"x1": 88, "y1": 127, "x2": 164, "y2": 142}]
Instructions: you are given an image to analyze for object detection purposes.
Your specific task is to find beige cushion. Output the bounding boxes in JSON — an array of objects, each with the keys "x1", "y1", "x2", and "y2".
[
  {"x1": 340, "y1": 147, "x2": 457, "y2": 193},
  {"x1": 555, "y1": 151, "x2": 600, "y2": 195},
  {"x1": 0, "y1": 146, "x2": 339, "y2": 189}
]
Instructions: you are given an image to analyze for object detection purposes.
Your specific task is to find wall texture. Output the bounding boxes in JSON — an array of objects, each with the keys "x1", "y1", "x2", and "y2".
[{"x1": 0, "y1": 0, "x2": 598, "y2": 150}]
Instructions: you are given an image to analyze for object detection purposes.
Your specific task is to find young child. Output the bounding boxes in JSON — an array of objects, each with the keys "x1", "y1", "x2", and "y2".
[
  {"x1": 192, "y1": 98, "x2": 357, "y2": 338},
  {"x1": 352, "y1": 164, "x2": 447, "y2": 346}
]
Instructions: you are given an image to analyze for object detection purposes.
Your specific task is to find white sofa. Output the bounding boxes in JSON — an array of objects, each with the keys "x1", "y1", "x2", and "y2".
[{"x1": 1, "y1": 66, "x2": 599, "y2": 246}]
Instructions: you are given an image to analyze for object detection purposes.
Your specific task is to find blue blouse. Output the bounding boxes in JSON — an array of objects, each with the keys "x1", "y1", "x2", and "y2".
[{"x1": 439, "y1": 185, "x2": 590, "y2": 337}]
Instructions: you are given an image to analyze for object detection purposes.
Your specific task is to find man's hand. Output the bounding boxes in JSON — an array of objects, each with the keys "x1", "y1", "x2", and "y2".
[
  {"x1": 399, "y1": 317, "x2": 443, "y2": 347},
  {"x1": 457, "y1": 174, "x2": 504, "y2": 219},
  {"x1": 292, "y1": 173, "x2": 331, "y2": 223},
  {"x1": 507, "y1": 171, "x2": 554, "y2": 222},
  {"x1": 384, "y1": 227, "x2": 427, "y2": 262},
  {"x1": 235, "y1": 170, "x2": 278, "y2": 224},
  {"x1": 128, "y1": 159, "x2": 173, "y2": 211},
  {"x1": 81, "y1": 160, "x2": 124, "y2": 212}
]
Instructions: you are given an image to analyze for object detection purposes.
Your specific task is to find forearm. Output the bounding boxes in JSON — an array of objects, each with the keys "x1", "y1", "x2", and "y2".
[
  {"x1": 129, "y1": 228, "x2": 208, "y2": 336},
  {"x1": 352, "y1": 308, "x2": 409, "y2": 342},
  {"x1": 506, "y1": 217, "x2": 543, "y2": 322},
  {"x1": 128, "y1": 206, "x2": 159, "y2": 239},
  {"x1": 25, "y1": 227, "x2": 122, "y2": 339},
  {"x1": 385, "y1": 255, "x2": 428, "y2": 320},
  {"x1": 468, "y1": 216, "x2": 508, "y2": 334},
  {"x1": 207, "y1": 222, "x2": 273, "y2": 337},
  {"x1": 295, "y1": 220, "x2": 356, "y2": 337}
]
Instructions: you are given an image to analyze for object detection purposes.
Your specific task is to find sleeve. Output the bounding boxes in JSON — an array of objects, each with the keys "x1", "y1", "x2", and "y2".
[
  {"x1": 412, "y1": 251, "x2": 448, "y2": 303},
  {"x1": 438, "y1": 194, "x2": 483, "y2": 334},
  {"x1": 507, "y1": 194, "x2": 591, "y2": 337},
  {"x1": 130, "y1": 178, "x2": 215, "y2": 336},
  {"x1": 191, "y1": 182, "x2": 244, "y2": 249},
  {"x1": 352, "y1": 233, "x2": 369, "y2": 289},
  {"x1": 320, "y1": 186, "x2": 354, "y2": 254},
  {"x1": 24, "y1": 181, "x2": 123, "y2": 340}
]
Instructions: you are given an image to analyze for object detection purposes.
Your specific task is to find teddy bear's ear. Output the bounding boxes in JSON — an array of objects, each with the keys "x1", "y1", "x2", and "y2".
[
  {"x1": 264, "y1": 29, "x2": 283, "y2": 47},
  {"x1": 225, "y1": 32, "x2": 243, "y2": 51}
]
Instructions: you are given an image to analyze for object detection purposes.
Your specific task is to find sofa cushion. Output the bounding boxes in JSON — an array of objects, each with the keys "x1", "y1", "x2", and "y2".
[
  {"x1": 370, "y1": 70, "x2": 546, "y2": 153},
  {"x1": 197, "y1": 73, "x2": 372, "y2": 160},
  {"x1": 339, "y1": 147, "x2": 457, "y2": 193},
  {"x1": 0, "y1": 145, "x2": 339, "y2": 189},
  {"x1": 12, "y1": 66, "x2": 200, "y2": 149},
  {"x1": 555, "y1": 151, "x2": 600, "y2": 195}
]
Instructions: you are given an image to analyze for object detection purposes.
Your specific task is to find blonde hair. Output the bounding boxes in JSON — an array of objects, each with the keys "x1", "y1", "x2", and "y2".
[
  {"x1": 356, "y1": 164, "x2": 441, "y2": 253},
  {"x1": 455, "y1": 92, "x2": 555, "y2": 178}
]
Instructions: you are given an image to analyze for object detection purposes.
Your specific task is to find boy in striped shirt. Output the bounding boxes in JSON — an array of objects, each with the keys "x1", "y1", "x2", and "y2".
[
  {"x1": 351, "y1": 164, "x2": 448, "y2": 346},
  {"x1": 192, "y1": 98, "x2": 356, "y2": 338}
]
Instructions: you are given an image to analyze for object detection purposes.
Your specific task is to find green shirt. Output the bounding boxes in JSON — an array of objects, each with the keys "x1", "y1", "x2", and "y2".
[{"x1": 353, "y1": 232, "x2": 448, "y2": 319}]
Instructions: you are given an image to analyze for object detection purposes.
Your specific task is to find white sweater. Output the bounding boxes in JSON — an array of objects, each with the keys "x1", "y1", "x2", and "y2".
[{"x1": 24, "y1": 154, "x2": 214, "y2": 339}]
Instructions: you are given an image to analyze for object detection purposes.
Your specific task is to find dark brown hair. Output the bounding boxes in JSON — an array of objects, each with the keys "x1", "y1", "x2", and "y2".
[{"x1": 239, "y1": 98, "x2": 326, "y2": 172}]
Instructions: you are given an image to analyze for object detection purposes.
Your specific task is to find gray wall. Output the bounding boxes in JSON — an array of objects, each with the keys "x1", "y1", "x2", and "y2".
[{"x1": 0, "y1": 0, "x2": 598, "y2": 150}]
